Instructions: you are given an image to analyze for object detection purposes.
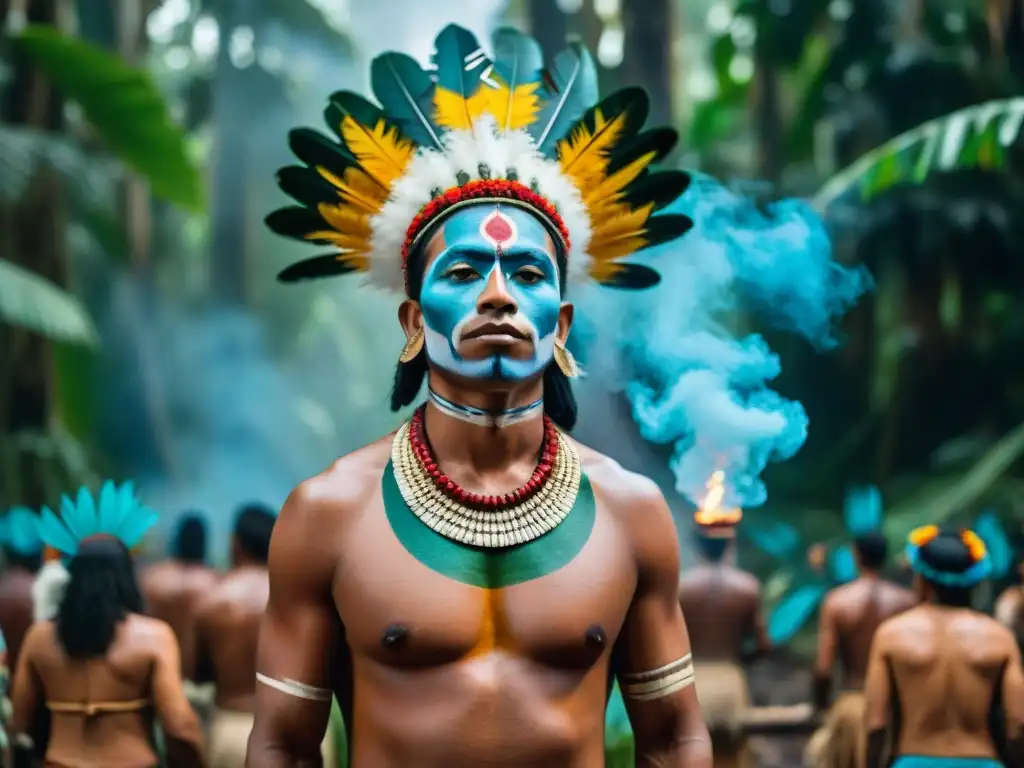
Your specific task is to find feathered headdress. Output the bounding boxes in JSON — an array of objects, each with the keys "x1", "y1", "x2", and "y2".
[
  {"x1": 36, "y1": 481, "x2": 158, "y2": 557},
  {"x1": 0, "y1": 506, "x2": 43, "y2": 557},
  {"x1": 268, "y1": 24, "x2": 692, "y2": 294}
]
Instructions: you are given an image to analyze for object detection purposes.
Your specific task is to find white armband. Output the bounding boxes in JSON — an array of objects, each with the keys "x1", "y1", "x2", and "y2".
[
  {"x1": 619, "y1": 653, "x2": 695, "y2": 701},
  {"x1": 256, "y1": 673, "x2": 331, "y2": 702}
]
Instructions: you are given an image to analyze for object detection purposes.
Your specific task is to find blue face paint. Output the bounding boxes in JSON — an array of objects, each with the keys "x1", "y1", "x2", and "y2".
[{"x1": 419, "y1": 205, "x2": 562, "y2": 381}]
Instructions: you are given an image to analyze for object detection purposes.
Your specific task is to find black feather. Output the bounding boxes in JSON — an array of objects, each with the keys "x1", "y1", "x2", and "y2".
[
  {"x1": 325, "y1": 90, "x2": 388, "y2": 132},
  {"x1": 602, "y1": 263, "x2": 661, "y2": 290},
  {"x1": 637, "y1": 214, "x2": 694, "y2": 252},
  {"x1": 265, "y1": 207, "x2": 331, "y2": 243},
  {"x1": 607, "y1": 127, "x2": 678, "y2": 175},
  {"x1": 621, "y1": 171, "x2": 691, "y2": 213},
  {"x1": 277, "y1": 254, "x2": 358, "y2": 283},
  {"x1": 276, "y1": 166, "x2": 339, "y2": 208},
  {"x1": 288, "y1": 128, "x2": 358, "y2": 177}
]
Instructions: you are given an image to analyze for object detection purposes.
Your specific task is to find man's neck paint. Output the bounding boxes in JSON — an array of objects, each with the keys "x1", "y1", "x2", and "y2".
[
  {"x1": 381, "y1": 461, "x2": 595, "y2": 588},
  {"x1": 418, "y1": 205, "x2": 561, "y2": 383},
  {"x1": 427, "y1": 389, "x2": 544, "y2": 428}
]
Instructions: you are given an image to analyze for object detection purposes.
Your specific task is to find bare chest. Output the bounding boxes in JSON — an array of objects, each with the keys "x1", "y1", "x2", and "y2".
[{"x1": 333, "y1": 483, "x2": 636, "y2": 670}]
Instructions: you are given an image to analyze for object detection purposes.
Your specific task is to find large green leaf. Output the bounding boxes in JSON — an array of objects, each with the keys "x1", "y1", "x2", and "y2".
[
  {"x1": 16, "y1": 25, "x2": 203, "y2": 211},
  {"x1": 814, "y1": 97, "x2": 1024, "y2": 212},
  {"x1": 0, "y1": 258, "x2": 97, "y2": 346},
  {"x1": 885, "y1": 419, "x2": 1024, "y2": 541}
]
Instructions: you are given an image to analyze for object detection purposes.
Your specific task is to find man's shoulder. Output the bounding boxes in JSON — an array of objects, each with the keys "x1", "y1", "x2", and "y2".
[
  {"x1": 574, "y1": 440, "x2": 663, "y2": 509},
  {"x1": 284, "y1": 433, "x2": 395, "y2": 523}
]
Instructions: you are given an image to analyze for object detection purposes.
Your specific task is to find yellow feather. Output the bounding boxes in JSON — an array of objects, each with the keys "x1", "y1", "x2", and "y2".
[
  {"x1": 583, "y1": 152, "x2": 658, "y2": 206},
  {"x1": 589, "y1": 260, "x2": 628, "y2": 282},
  {"x1": 588, "y1": 203, "x2": 654, "y2": 247},
  {"x1": 316, "y1": 166, "x2": 388, "y2": 215},
  {"x1": 558, "y1": 109, "x2": 629, "y2": 187},
  {"x1": 304, "y1": 230, "x2": 372, "y2": 254},
  {"x1": 433, "y1": 87, "x2": 493, "y2": 131},
  {"x1": 588, "y1": 236, "x2": 649, "y2": 265},
  {"x1": 318, "y1": 203, "x2": 373, "y2": 237},
  {"x1": 340, "y1": 116, "x2": 414, "y2": 188},
  {"x1": 492, "y1": 82, "x2": 541, "y2": 130}
]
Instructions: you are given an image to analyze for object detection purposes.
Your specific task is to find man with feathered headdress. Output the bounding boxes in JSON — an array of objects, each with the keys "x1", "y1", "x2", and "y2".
[
  {"x1": 864, "y1": 525, "x2": 1024, "y2": 768},
  {"x1": 248, "y1": 23, "x2": 712, "y2": 768}
]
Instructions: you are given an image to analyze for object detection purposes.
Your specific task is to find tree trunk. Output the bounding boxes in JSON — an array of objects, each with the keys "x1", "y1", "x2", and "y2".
[
  {"x1": 0, "y1": 0, "x2": 70, "y2": 503},
  {"x1": 527, "y1": 0, "x2": 569, "y2": 62},
  {"x1": 621, "y1": 0, "x2": 673, "y2": 129}
]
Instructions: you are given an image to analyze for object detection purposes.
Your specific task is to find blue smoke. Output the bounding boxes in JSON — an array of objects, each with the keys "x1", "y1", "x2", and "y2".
[{"x1": 584, "y1": 174, "x2": 872, "y2": 509}]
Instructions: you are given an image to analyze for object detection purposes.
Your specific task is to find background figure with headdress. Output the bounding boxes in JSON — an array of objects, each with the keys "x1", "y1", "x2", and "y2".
[
  {"x1": 0, "y1": 507, "x2": 43, "y2": 675},
  {"x1": 139, "y1": 512, "x2": 220, "y2": 689},
  {"x1": 863, "y1": 526, "x2": 1024, "y2": 768},
  {"x1": 9, "y1": 483, "x2": 206, "y2": 768},
  {"x1": 804, "y1": 487, "x2": 916, "y2": 768},
  {"x1": 677, "y1": 471, "x2": 768, "y2": 768},
  {"x1": 248, "y1": 22, "x2": 712, "y2": 768}
]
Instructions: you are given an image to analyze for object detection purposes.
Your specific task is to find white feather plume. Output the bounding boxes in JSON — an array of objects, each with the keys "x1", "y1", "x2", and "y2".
[{"x1": 32, "y1": 561, "x2": 69, "y2": 622}]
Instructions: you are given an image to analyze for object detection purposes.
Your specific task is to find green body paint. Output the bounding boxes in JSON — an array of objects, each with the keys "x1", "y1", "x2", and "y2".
[{"x1": 382, "y1": 461, "x2": 596, "y2": 588}]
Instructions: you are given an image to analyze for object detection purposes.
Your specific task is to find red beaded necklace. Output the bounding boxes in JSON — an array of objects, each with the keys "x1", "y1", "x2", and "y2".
[{"x1": 407, "y1": 406, "x2": 559, "y2": 510}]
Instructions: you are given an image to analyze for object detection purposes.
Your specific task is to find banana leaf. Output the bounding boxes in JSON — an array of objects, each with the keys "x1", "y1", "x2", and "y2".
[
  {"x1": 16, "y1": 25, "x2": 203, "y2": 211},
  {"x1": 814, "y1": 97, "x2": 1024, "y2": 213},
  {"x1": 0, "y1": 257, "x2": 97, "y2": 346}
]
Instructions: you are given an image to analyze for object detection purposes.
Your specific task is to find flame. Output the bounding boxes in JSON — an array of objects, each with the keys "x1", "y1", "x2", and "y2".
[{"x1": 694, "y1": 470, "x2": 743, "y2": 527}]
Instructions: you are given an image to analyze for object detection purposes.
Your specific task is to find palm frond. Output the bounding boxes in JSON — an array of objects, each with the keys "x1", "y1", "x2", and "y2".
[
  {"x1": 884, "y1": 419, "x2": 1024, "y2": 542},
  {"x1": 814, "y1": 98, "x2": 1024, "y2": 212},
  {"x1": 0, "y1": 258, "x2": 98, "y2": 346},
  {"x1": 16, "y1": 25, "x2": 203, "y2": 211}
]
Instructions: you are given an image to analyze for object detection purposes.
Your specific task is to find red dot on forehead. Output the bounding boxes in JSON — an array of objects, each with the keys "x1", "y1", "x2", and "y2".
[{"x1": 482, "y1": 210, "x2": 516, "y2": 246}]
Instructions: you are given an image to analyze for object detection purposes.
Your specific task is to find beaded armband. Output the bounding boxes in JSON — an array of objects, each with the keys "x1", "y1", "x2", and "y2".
[
  {"x1": 256, "y1": 673, "x2": 331, "y2": 702},
  {"x1": 619, "y1": 653, "x2": 695, "y2": 701}
]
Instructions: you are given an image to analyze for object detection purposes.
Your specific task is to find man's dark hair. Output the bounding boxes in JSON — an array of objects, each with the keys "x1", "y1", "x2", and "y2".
[
  {"x1": 57, "y1": 537, "x2": 145, "y2": 659},
  {"x1": 233, "y1": 503, "x2": 277, "y2": 564},
  {"x1": 854, "y1": 532, "x2": 888, "y2": 570},
  {"x1": 918, "y1": 528, "x2": 977, "y2": 607},
  {"x1": 390, "y1": 222, "x2": 577, "y2": 430},
  {"x1": 693, "y1": 530, "x2": 731, "y2": 563},
  {"x1": 171, "y1": 512, "x2": 207, "y2": 564}
]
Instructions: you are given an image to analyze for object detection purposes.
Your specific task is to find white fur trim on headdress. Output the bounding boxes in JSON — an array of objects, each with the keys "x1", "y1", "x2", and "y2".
[
  {"x1": 368, "y1": 117, "x2": 593, "y2": 293},
  {"x1": 32, "y1": 560, "x2": 69, "y2": 622}
]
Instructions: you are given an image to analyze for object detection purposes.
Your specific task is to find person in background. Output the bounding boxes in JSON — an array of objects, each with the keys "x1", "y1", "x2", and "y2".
[
  {"x1": 140, "y1": 512, "x2": 220, "y2": 681},
  {"x1": 10, "y1": 482, "x2": 206, "y2": 768},
  {"x1": 864, "y1": 525, "x2": 1024, "y2": 768},
  {"x1": 1, "y1": 626, "x2": 9, "y2": 767},
  {"x1": 193, "y1": 503, "x2": 333, "y2": 768},
  {"x1": 0, "y1": 508, "x2": 43, "y2": 673},
  {"x1": 806, "y1": 531, "x2": 916, "y2": 768},
  {"x1": 994, "y1": 534, "x2": 1024, "y2": 652},
  {"x1": 678, "y1": 489, "x2": 769, "y2": 768}
]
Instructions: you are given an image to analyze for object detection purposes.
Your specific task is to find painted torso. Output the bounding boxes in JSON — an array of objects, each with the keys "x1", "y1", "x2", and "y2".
[{"x1": 326, "y1": 435, "x2": 639, "y2": 768}]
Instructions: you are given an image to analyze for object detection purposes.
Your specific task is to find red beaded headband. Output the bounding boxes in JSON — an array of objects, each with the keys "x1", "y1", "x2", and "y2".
[{"x1": 400, "y1": 178, "x2": 572, "y2": 294}]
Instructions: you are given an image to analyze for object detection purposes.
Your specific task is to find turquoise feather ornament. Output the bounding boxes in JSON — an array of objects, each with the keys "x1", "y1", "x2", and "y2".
[
  {"x1": 36, "y1": 481, "x2": 158, "y2": 556},
  {"x1": 0, "y1": 506, "x2": 43, "y2": 556},
  {"x1": 370, "y1": 52, "x2": 441, "y2": 148},
  {"x1": 742, "y1": 518, "x2": 802, "y2": 560},
  {"x1": 768, "y1": 583, "x2": 829, "y2": 645},
  {"x1": 975, "y1": 510, "x2": 1012, "y2": 580},
  {"x1": 532, "y1": 42, "x2": 599, "y2": 154},
  {"x1": 844, "y1": 485, "x2": 882, "y2": 535},
  {"x1": 830, "y1": 545, "x2": 858, "y2": 584}
]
